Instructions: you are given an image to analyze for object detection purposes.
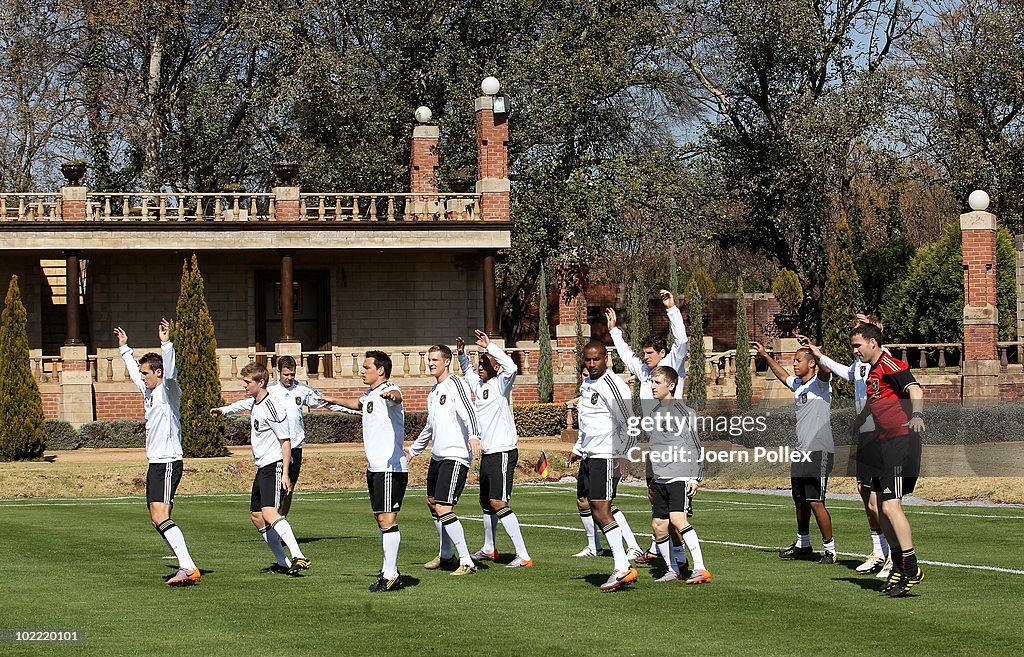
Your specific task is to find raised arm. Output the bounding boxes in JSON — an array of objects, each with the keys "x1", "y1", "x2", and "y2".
[
  {"x1": 753, "y1": 341, "x2": 793, "y2": 385},
  {"x1": 114, "y1": 327, "x2": 146, "y2": 393},
  {"x1": 661, "y1": 290, "x2": 689, "y2": 367},
  {"x1": 795, "y1": 333, "x2": 850, "y2": 382},
  {"x1": 477, "y1": 329, "x2": 517, "y2": 390},
  {"x1": 456, "y1": 336, "x2": 482, "y2": 394},
  {"x1": 158, "y1": 318, "x2": 176, "y2": 381},
  {"x1": 606, "y1": 307, "x2": 645, "y2": 378}
]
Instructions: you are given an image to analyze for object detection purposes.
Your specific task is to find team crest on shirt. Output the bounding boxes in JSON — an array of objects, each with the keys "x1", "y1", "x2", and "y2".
[
  {"x1": 859, "y1": 365, "x2": 869, "y2": 379},
  {"x1": 870, "y1": 379, "x2": 879, "y2": 396},
  {"x1": 295, "y1": 397, "x2": 302, "y2": 406},
  {"x1": 253, "y1": 419, "x2": 260, "y2": 430},
  {"x1": 482, "y1": 389, "x2": 489, "y2": 400},
  {"x1": 799, "y1": 393, "x2": 808, "y2": 404},
  {"x1": 590, "y1": 392, "x2": 599, "y2": 405},
  {"x1": 366, "y1": 401, "x2": 374, "y2": 414},
  {"x1": 440, "y1": 394, "x2": 447, "y2": 405}
]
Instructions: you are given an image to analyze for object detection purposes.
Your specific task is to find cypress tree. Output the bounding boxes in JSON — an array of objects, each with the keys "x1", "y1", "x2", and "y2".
[
  {"x1": 735, "y1": 278, "x2": 753, "y2": 411},
  {"x1": 537, "y1": 268, "x2": 553, "y2": 403},
  {"x1": 687, "y1": 281, "x2": 707, "y2": 410},
  {"x1": 574, "y1": 294, "x2": 585, "y2": 376},
  {"x1": 0, "y1": 276, "x2": 47, "y2": 460},
  {"x1": 823, "y1": 214, "x2": 861, "y2": 399},
  {"x1": 172, "y1": 255, "x2": 226, "y2": 457}
]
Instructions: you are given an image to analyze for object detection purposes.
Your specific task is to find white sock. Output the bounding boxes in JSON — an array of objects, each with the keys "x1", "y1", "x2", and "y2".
[
  {"x1": 600, "y1": 522, "x2": 630, "y2": 573},
  {"x1": 796, "y1": 533, "x2": 811, "y2": 548},
  {"x1": 823, "y1": 537, "x2": 836, "y2": 553},
  {"x1": 441, "y1": 513, "x2": 472, "y2": 566},
  {"x1": 580, "y1": 510, "x2": 602, "y2": 553},
  {"x1": 271, "y1": 518, "x2": 306, "y2": 560},
  {"x1": 680, "y1": 525, "x2": 706, "y2": 571},
  {"x1": 612, "y1": 507, "x2": 641, "y2": 553},
  {"x1": 158, "y1": 522, "x2": 196, "y2": 571},
  {"x1": 877, "y1": 530, "x2": 889, "y2": 558},
  {"x1": 434, "y1": 515, "x2": 454, "y2": 559},
  {"x1": 656, "y1": 537, "x2": 678, "y2": 575},
  {"x1": 482, "y1": 511, "x2": 498, "y2": 552},
  {"x1": 260, "y1": 526, "x2": 290, "y2": 567},
  {"x1": 648, "y1": 535, "x2": 658, "y2": 555},
  {"x1": 382, "y1": 526, "x2": 401, "y2": 580},
  {"x1": 497, "y1": 508, "x2": 530, "y2": 560}
]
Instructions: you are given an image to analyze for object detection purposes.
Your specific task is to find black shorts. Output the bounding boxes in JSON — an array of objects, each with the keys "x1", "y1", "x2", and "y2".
[
  {"x1": 651, "y1": 481, "x2": 691, "y2": 519},
  {"x1": 289, "y1": 447, "x2": 303, "y2": 484},
  {"x1": 791, "y1": 451, "x2": 834, "y2": 502},
  {"x1": 479, "y1": 449, "x2": 518, "y2": 503},
  {"x1": 576, "y1": 457, "x2": 619, "y2": 502},
  {"x1": 367, "y1": 470, "x2": 409, "y2": 514},
  {"x1": 872, "y1": 434, "x2": 921, "y2": 501},
  {"x1": 426, "y1": 458, "x2": 468, "y2": 506},
  {"x1": 855, "y1": 431, "x2": 879, "y2": 486},
  {"x1": 146, "y1": 461, "x2": 183, "y2": 507},
  {"x1": 250, "y1": 461, "x2": 284, "y2": 512}
]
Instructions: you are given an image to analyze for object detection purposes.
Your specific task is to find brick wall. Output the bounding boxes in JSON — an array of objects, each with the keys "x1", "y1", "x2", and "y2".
[
  {"x1": 94, "y1": 392, "x2": 145, "y2": 420},
  {"x1": 41, "y1": 391, "x2": 61, "y2": 419}
]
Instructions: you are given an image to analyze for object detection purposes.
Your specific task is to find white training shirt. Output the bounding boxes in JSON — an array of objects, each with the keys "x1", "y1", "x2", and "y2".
[
  {"x1": 609, "y1": 305, "x2": 689, "y2": 399},
  {"x1": 360, "y1": 381, "x2": 408, "y2": 472},
  {"x1": 787, "y1": 374, "x2": 835, "y2": 453},
  {"x1": 458, "y1": 343, "x2": 518, "y2": 454},
  {"x1": 120, "y1": 341, "x2": 183, "y2": 464},
  {"x1": 216, "y1": 394, "x2": 293, "y2": 467},
  {"x1": 648, "y1": 400, "x2": 704, "y2": 484},
  {"x1": 408, "y1": 374, "x2": 480, "y2": 466},
  {"x1": 572, "y1": 370, "x2": 633, "y2": 459},
  {"x1": 818, "y1": 351, "x2": 892, "y2": 433},
  {"x1": 267, "y1": 379, "x2": 327, "y2": 449}
]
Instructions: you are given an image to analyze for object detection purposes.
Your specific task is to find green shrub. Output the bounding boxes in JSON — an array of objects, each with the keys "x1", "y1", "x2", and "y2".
[
  {"x1": 80, "y1": 419, "x2": 146, "y2": 448},
  {"x1": 44, "y1": 419, "x2": 82, "y2": 450},
  {"x1": 303, "y1": 412, "x2": 362, "y2": 443},
  {"x1": 403, "y1": 412, "x2": 428, "y2": 441},
  {"x1": 513, "y1": 403, "x2": 567, "y2": 437},
  {"x1": 772, "y1": 269, "x2": 803, "y2": 314},
  {"x1": 684, "y1": 268, "x2": 716, "y2": 312},
  {"x1": 224, "y1": 415, "x2": 252, "y2": 446},
  {"x1": 0, "y1": 276, "x2": 47, "y2": 460},
  {"x1": 537, "y1": 268, "x2": 553, "y2": 403}
]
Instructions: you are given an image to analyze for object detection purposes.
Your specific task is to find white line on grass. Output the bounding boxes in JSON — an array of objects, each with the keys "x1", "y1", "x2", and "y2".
[{"x1": 459, "y1": 516, "x2": 1024, "y2": 576}]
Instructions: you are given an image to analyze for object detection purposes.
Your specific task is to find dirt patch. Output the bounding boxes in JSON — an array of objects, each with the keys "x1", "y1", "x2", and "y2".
[{"x1": 2, "y1": 438, "x2": 1022, "y2": 503}]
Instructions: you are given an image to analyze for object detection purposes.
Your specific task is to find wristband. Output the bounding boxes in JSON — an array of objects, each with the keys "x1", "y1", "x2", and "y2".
[{"x1": 911, "y1": 411, "x2": 924, "y2": 420}]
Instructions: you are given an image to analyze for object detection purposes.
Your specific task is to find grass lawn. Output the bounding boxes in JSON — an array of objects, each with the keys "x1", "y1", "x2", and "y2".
[{"x1": 2, "y1": 485, "x2": 1022, "y2": 656}]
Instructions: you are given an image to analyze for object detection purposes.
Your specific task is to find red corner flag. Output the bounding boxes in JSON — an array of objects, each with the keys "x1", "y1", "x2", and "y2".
[{"x1": 534, "y1": 451, "x2": 550, "y2": 478}]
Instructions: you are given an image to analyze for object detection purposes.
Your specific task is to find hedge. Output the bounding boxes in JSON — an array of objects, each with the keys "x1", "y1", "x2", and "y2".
[
  {"x1": 513, "y1": 403, "x2": 567, "y2": 437},
  {"x1": 44, "y1": 419, "x2": 81, "y2": 450},
  {"x1": 79, "y1": 419, "x2": 146, "y2": 448}
]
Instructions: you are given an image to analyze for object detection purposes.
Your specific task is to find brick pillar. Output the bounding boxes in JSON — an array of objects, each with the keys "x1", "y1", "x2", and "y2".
[
  {"x1": 60, "y1": 345, "x2": 94, "y2": 426},
  {"x1": 475, "y1": 95, "x2": 510, "y2": 222},
  {"x1": 273, "y1": 185, "x2": 300, "y2": 221},
  {"x1": 961, "y1": 207, "x2": 1000, "y2": 403},
  {"x1": 61, "y1": 185, "x2": 87, "y2": 221},
  {"x1": 409, "y1": 124, "x2": 440, "y2": 221},
  {"x1": 555, "y1": 271, "x2": 589, "y2": 375}
]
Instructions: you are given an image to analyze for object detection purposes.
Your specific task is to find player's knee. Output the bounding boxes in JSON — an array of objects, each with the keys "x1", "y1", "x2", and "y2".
[
  {"x1": 576, "y1": 497, "x2": 589, "y2": 510},
  {"x1": 250, "y1": 512, "x2": 263, "y2": 527},
  {"x1": 489, "y1": 499, "x2": 507, "y2": 512}
]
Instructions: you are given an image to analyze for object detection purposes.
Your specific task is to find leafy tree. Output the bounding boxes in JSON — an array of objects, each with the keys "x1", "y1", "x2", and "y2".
[
  {"x1": 772, "y1": 269, "x2": 804, "y2": 314},
  {"x1": 687, "y1": 281, "x2": 707, "y2": 409},
  {"x1": 902, "y1": 0, "x2": 1024, "y2": 232},
  {"x1": 856, "y1": 236, "x2": 915, "y2": 319},
  {"x1": 536, "y1": 267, "x2": 553, "y2": 403},
  {"x1": 735, "y1": 278, "x2": 752, "y2": 411},
  {"x1": 822, "y1": 215, "x2": 861, "y2": 399},
  {"x1": 882, "y1": 221, "x2": 1017, "y2": 343},
  {"x1": 667, "y1": 252, "x2": 680, "y2": 349},
  {"x1": 574, "y1": 295, "x2": 585, "y2": 377},
  {"x1": 171, "y1": 255, "x2": 226, "y2": 457},
  {"x1": 684, "y1": 268, "x2": 716, "y2": 312},
  {"x1": 0, "y1": 276, "x2": 46, "y2": 460}
]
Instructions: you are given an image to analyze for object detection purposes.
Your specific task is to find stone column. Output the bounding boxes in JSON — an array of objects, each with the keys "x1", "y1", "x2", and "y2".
[
  {"x1": 273, "y1": 185, "x2": 300, "y2": 222},
  {"x1": 64, "y1": 251, "x2": 82, "y2": 346},
  {"x1": 60, "y1": 345, "x2": 94, "y2": 426},
  {"x1": 61, "y1": 185, "x2": 88, "y2": 221},
  {"x1": 410, "y1": 123, "x2": 440, "y2": 221},
  {"x1": 278, "y1": 250, "x2": 297, "y2": 343},
  {"x1": 483, "y1": 252, "x2": 499, "y2": 337},
  {"x1": 474, "y1": 95, "x2": 510, "y2": 222},
  {"x1": 961, "y1": 205, "x2": 1000, "y2": 404}
]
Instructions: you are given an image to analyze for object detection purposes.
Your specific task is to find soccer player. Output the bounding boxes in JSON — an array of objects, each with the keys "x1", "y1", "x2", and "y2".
[
  {"x1": 646, "y1": 366, "x2": 711, "y2": 584},
  {"x1": 115, "y1": 319, "x2": 200, "y2": 586},
  {"x1": 754, "y1": 340, "x2": 837, "y2": 564},
  {"x1": 457, "y1": 329, "x2": 533, "y2": 568},
  {"x1": 802, "y1": 316, "x2": 892, "y2": 577},
  {"x1": 211, "y1": 363, "x2": 310, "y2": 577},
  {"x1": 606, "y1": 289, "x2": 690, "y2": 566},
  {"x1": 320, "y1": 351, "x2": 407, "y2": 592},
  {"x1": 850, "y1": 322, "x2": 926, "y2": 597},
  {"x1": 406, "y1": 345, "x2": 481, "y2": 576},
  {"x1": 568, "y1": 341, "x2": 639, "y2": 591}
]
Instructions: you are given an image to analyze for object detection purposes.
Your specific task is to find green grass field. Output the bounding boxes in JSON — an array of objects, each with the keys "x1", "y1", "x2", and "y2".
[{"x1": 2, "y1": 485, "x2": 1023, "y2": 657}]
